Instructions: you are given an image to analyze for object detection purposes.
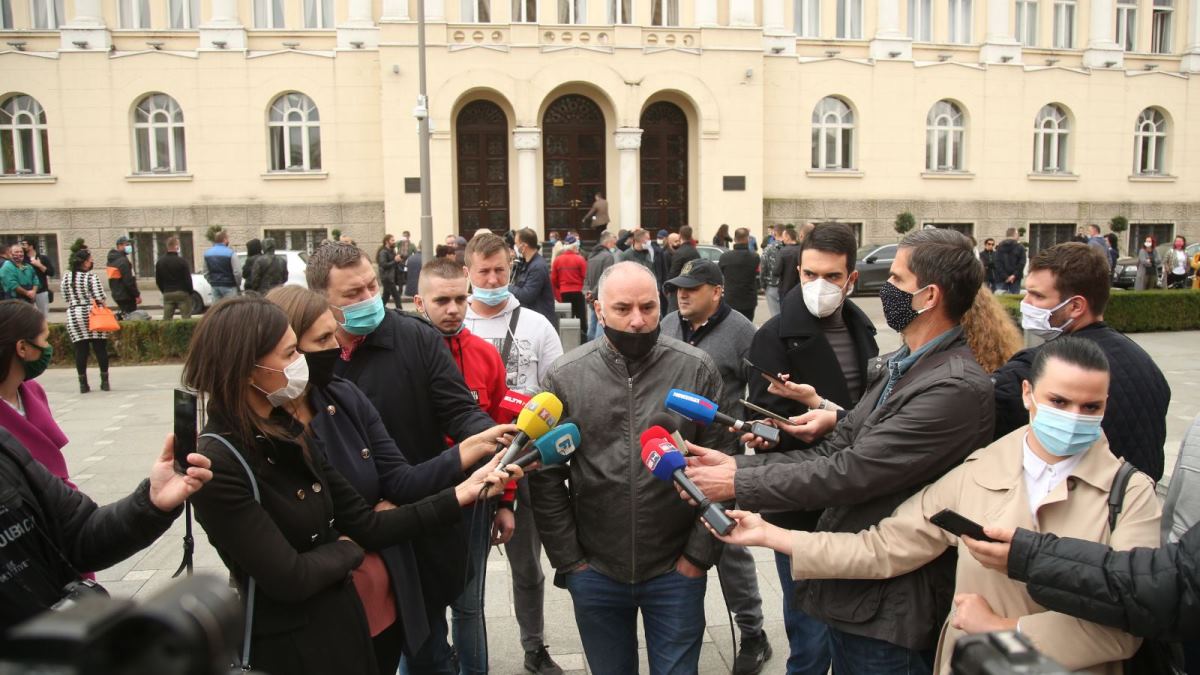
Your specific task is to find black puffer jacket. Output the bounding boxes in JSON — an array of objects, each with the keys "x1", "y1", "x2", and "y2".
[
  {"x1": 992, "y1": 322, "x2": 1171, "y2": 480},
  {"x1": 993, "y1": 238, "x2": 1026, "y2": 281},
  {"x1": 0, "y1": 428, "x2": 180, "y2": 631},
  {"x1": 1009, "y1": 523, "x2": 1200, "y2": 641}
]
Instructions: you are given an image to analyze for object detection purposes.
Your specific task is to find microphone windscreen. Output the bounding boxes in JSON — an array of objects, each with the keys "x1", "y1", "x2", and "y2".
[
  {"x1": 497, "y1": 390, "x2": 531, "y2": 421},
  {"x1": 533, "y1": 422, "x2": 581, "y2": 466},
  {"x1": 640, "y1": 438, "x2": 687, "y2": 482},
  {"x1": 647, "y1": 411, "x2": 681, "y2": 433},
  {"x1": 515, "y1": 392, "x2": 564, "y2": 441},
  {"x1": 664, "y1": 389, "x2": 718, "y2": 425},
  {"x1": 638, "y1": 425, "x2": 671, "y2": 448}
]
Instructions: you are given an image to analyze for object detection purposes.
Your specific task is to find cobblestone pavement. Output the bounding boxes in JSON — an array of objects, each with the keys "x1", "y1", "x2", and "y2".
[{"x1": 35, "y1": 296, "x2": 1199, "y2": 674}]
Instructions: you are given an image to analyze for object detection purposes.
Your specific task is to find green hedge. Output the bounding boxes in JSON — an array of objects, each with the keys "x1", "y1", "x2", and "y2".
[
  {"x1": 49, "y1": 319, "x2": 200, "y2": 366},
  {"x1": 997, "y1": 290, "x2": 1200, "y2": 333}
]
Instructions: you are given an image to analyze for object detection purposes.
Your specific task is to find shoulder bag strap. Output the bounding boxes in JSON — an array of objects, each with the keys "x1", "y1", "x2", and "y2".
[
  {"x1": 199, "y1": 433, "x2": 259, "y2": 671},
  {"x1": 1108, "y1": 461, "x2": 1139, "y2": 533},
  {"x1": 501, "y1": 307, "x2": 522, "y2": 365}
]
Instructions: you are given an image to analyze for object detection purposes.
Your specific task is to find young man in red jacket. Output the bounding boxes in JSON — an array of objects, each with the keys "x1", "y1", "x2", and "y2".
[{"x1": 550, "y1": 236, "x2": 588, "y2": 336}]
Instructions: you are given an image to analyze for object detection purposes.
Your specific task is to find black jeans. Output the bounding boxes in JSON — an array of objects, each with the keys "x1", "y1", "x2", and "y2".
[
  {"x1": 562, "y1": 291, "x2": 587, "y2": 336},
  {"x1": 73, "y1": 339, "x2": 109, "y2": 375},
  {"x1": 115, "y1": 298, "x2": 138, "y2": 315},
  {"x1": 381, "y1": 280, "x2": 403, "y2": 308}
]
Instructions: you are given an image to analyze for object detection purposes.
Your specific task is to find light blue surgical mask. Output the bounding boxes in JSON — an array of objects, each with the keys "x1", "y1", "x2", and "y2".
[
  {"x1": 1029, "y1": 398, "x2": 1104, "y2": 457},
  {"x1": 337, "y1": 294, "x2": 386, "y2": 335},
  {"x1": 123, "y1": 245, "x2": 133, "y2": 254},
  {"x1": 473, "y1": 286, "x2": 510, "y2": 307}
]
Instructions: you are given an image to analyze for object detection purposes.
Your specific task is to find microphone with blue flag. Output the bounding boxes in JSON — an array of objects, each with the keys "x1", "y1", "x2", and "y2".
[
  {"x1": 663, "y1": 389, "x2": 781, "y2": 446},
  {"x1": 639, "y1": 427, "x2": 735, "y2": 536},
  {"x1": 509, "y1": 421, "x2": 580, "y2": 470}
]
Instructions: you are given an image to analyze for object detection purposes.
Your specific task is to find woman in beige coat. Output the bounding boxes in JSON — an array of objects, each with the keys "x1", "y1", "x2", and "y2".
[{"x1": 710, "y1": 337, "x2": 1161, "y2": 674}]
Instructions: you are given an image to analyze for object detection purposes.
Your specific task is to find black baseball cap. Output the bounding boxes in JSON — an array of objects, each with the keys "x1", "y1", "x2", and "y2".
[{"x1": 664, "y1": 259, "x2": 724, "y2": 292}]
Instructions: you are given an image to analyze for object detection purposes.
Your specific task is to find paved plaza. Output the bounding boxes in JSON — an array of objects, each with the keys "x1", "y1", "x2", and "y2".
[{"x1": 38, "y1": 296, "x2": 1200, "y2": 675}]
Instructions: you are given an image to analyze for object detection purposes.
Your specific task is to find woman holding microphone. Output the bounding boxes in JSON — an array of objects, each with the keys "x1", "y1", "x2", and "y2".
[
  {"x1": 184, "y1": 296, "x2": 517, "y2": 675},
  {"x1": 265, "y1": 285, "x2": 518, "y2": 674}
]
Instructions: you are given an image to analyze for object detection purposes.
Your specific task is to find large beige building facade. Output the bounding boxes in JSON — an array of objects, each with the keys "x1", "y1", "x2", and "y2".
[{"x1": 2, "y1": 0, "x2": 1198, "y2": 275}]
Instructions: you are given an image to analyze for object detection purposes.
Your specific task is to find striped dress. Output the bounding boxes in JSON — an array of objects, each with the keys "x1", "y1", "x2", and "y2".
[{"x1": 61, "y1": 270, "x2": 109, "y2": 343}]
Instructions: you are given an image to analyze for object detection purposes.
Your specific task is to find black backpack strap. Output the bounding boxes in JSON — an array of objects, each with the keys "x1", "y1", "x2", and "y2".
[
  {"x1": 199, "y1": 433, "x2": 260, "y2": 671},
  {"x1": 1108, "y1": 461, "x2": 1139, "y2": 532},
  {"x1": 501, "y1": 307, "x2": 522, "y2": 365}
]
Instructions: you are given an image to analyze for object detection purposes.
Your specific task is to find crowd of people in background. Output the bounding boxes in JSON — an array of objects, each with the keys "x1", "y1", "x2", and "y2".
[{"x1": 1, "y1": 213, "x2": 1199, "y2": 675}]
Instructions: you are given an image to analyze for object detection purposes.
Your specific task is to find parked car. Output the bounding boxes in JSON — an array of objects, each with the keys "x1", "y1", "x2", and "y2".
[
  {"x1": 696, "y1": 244, "x2": 725, "y2": 263},
  {"x1": 1112, "y1": 242, "x2": 1200, "y2": 289},
  {"x1": 853, "y1": 243, "x2": 899, "y2": 295},
  {"x1": 191, "y1": 250, "x2": 309, "y2": 312}
]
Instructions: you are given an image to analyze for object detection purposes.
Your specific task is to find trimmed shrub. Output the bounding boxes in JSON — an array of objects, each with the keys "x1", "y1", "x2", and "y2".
[
  {"x1": 997, "y1": 290, "x2": 1200, "y2": 333},
  {"x1": 49, "y1": 319, "x2": 199, "y2": 367}
]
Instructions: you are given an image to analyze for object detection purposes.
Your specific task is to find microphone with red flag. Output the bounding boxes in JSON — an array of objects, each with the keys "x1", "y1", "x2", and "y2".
[
  {"x1": 497, "y1": 390, "x2": 531, "y2": 422},
  {"x1": 497, "y1": 392, "x2": 564, "y2": 466},
  {"x1": 639, "y1": 429, "x2": 735, "y2": 536}
]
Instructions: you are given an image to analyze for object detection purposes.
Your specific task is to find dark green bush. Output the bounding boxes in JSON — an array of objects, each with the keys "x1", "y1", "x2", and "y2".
[
  {"x1": 997, "y1": 290, "x2": 1200, "y2": 333},
  {"x1": 49, "y1": 319, "x2": 199, "y2": 367}
]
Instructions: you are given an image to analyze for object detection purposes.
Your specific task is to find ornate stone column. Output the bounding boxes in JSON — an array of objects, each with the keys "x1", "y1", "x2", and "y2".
[
  {"x1": 382, "y1": 0, "x2": 411, "y2": 20},
  {"x1": 1083, "y1": 0, "x2": 1123, "y2": 68},
  {"x1": 339, "y1": 0, "x2": 380, "y2": 48},
  {"x1": 869, "y1": 0, "x2": 912, "y2": 60},
  {"x1": 513, "y1": 128, "x2": 542, "y2": 231},
  {"x1": 198, "y1": 0, "x2": 247, "y2": 50},
  {"x1": 729, "y1": 0, "x2": 755, "y2": 26},
  {"x1": 60, "y1": 0, "x2": 111, "y2": 50},
  {"x1": 614, "y1": 128, "x2": 643, "y2": 232},
  {"x1": 981, "y1": 0, "x2": 1022, "y2": 63},
  {"x1": 1182, "y1": 0, "x2": 1200, "y2": 71}
]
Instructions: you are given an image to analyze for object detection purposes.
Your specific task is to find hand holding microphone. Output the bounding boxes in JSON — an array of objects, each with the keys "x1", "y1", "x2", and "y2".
[
  {"x1": 459, "y1": 423, "x2": 520, "y2": 469},
  {"x1": 664, "y1": 389, "x2": 782, "y2": 446},
  {"x1": 497, "y1": 392, "x2": 564, "y2": 467},
  {"x1": 507, "y1": 421, "x2": 580, "y2": 471},
  {"x1": 640, "y1": 430, "x2": 734, "y2": 536}
]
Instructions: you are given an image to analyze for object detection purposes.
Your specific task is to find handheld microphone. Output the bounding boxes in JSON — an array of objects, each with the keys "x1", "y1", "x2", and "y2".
[
  {"x1": 510, "y1": 422, "x2": 580, "y2": 469},
  {"x1": 497, "y1": 390, "x2": 531, "y2": 421},
  {"x1": 640, "y1": 437, "x2": 735, "y2": 536},
  {"x1": 646, "y1": 411, "x2": 688, "y2": 453},
  {"x1": 497, "y1": 392, "x2": 564, "y2": 466},
  {"x1": 664, "y1": 389, "x2": 781, "y2": 446}
]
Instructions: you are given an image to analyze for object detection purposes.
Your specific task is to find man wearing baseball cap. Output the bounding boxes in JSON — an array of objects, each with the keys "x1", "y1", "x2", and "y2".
[
  {"x1": 661, "y1": 259, "x2": 773, "y2": 674},
  {"x1": 106, "y1": 235, "x2": 140, "y2": 316}
]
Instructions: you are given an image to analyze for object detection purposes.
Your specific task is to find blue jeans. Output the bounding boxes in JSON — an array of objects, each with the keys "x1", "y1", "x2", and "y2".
[
  {"x1": 829, "y1": 628, "x2": 934, "y2": 675},
  {"x1": 774, "y1": 552, "x2": 831, "y2": 675},
  {"x1": 399, "y1": 610, "x2": 455, "y2": 675},
  {"x1": 565, "y1": 566, "x2": 706, "y2": 675},
  {"x1": 450, "y1": 507, "x2": 491, "y2": 674},
  {"x1": 212, "y1": 285, "x2": 239, "y2": 301}
]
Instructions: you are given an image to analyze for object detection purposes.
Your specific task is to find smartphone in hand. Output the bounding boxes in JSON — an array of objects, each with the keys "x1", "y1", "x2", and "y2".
[
  {"x1": 173, "y1": 388, "x2": 198, "y2": 473},
  {"x1": 929, "y1": 509, "x2": 997, "y2": 543},
  {"x1": 741, "y1": 357, "x2": 786, "y2": 389}
]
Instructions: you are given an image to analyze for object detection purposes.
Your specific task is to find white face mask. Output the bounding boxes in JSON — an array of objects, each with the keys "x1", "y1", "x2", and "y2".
[
  {"x1": 254, "y1": 354, "x2": 309, "y2": 407},
  {"x1": 801, "y1": 277, "x2": 853, "y2": 318},
  {"x1": 1020, "y1": 297, "x2": 1076, "y2": 341}
]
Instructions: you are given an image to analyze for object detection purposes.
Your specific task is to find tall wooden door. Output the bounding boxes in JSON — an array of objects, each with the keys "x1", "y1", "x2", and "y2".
[
  {"x1": 640, "y1": 102, "x2": 687, "y2": 232},
  {"x1": 543, "y1": 95, "x2": 606, "y2": 237},
  {"x1": 456, "y1": 101, "x2": 509, "y2": 238}
]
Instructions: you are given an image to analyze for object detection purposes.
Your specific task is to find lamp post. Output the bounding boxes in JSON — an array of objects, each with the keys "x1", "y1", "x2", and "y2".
[{"x1": 415, "y1": 0, "x2": 433, "y2": 260}]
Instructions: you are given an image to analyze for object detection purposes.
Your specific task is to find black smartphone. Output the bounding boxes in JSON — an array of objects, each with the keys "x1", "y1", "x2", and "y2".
[
  {"x1": 741, "y1": 357, "x2": 786, "y2": 388},
  {"x1": 929, "y1": 509, "x2": 997, "y2": 542},
  {"x1": 173, "y1": 388, "x2": 198, "y2": 473},
  {"x1": 740, "y1": 398, "x2": 794, "y2": 425}
]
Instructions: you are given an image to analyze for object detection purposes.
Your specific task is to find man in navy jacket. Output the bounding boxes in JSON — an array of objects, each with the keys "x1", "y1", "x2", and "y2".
[{"x1": 510, "y1": 228, "x2": 559, "y2": 330}]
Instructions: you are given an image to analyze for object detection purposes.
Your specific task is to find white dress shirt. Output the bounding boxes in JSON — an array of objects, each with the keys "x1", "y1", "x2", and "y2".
[{"x1": 1022, "y1": 434, "x2": 1085, "y2": 524}]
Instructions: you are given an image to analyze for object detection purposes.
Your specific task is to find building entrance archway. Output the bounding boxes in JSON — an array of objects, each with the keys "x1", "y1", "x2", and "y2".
[
  {"x1": 543, "y1": 94, "x2": 606, "y2": 237},
  {"x1": 640, "y1": 101, "x2": 688, "y2": 232},
  {"x1": 456, "y1": 100, "x2": 510, "y2": 238}
]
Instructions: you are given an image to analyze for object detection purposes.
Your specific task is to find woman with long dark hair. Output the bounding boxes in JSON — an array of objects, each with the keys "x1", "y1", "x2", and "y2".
[
  {"x1": 0, "y1": 300, "x2": 72, "y2": 485},
  {"x1": 266, "y1": 285, "x2": 518, "y2": 674},
  {"x1": 184, "y1": 296, "x2": 514, "y2": 675},
  {"x1": 60, "y1": 249, "x2": 110, "y2": 393},
  {"x1": 712, "y1": 224, "x2": 733, "y2": 248}
]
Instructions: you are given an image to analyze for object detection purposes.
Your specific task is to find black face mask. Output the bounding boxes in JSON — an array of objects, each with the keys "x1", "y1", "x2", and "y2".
[
  {"x1": 302, "y1": 347, "x2": 341, "y2": 388},
  {"x1": 604, "y1": 325, "x2": 660, "y2": 362}
]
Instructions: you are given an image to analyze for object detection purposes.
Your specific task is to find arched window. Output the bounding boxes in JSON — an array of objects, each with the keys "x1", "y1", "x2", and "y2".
[
  {"x1": 925, "y1": 100, "x2": 965, "y2": 171},
  {"x1": 811, "y1": 96, "x2": 855, "y2": 170},
  {"x1": 269, "y1": 93, "x2": 321, "y2": 172},
  {"x1": 1032, "y1": 104, "x2": 1069, "y2": 173},
  {"x1": 1133, "y1": 107, "x2": 1167, "y2": 175},
  {"x1": 0, "y1": 95, "x2": 51, "y2": 175},
  {"x1": 133, "y1": 94, "x2": 186, "y2": 173}
]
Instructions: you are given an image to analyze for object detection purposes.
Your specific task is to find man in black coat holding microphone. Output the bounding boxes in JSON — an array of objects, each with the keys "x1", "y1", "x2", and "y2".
[{"x1": 528, "y1": 261, "x2": 728, "y2": 675}]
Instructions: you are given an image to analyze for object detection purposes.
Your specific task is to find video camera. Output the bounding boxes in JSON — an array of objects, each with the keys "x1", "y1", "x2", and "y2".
[
  {"x1": 952, "y1": 631, "x2": 1075, "y2": 674},
  {"x1": 0, "y1": 575, "x2": 260, "y2": 675}
]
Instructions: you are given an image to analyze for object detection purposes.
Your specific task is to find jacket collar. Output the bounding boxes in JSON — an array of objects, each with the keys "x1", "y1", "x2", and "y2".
[
  {"x1": 679, "y1": 301, "x2": 731, "y2": 344},
  {"x1": 357, "y1": 308, "x2": 399, "y2": 352},
  {"x1": 972, "y1": 426, "x2": 1122, "y2": 493}
]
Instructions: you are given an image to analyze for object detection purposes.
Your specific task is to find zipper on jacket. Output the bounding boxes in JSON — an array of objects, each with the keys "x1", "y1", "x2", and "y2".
[{"x1": 628, "y1": 373, "x2": 637, "y2": 583}]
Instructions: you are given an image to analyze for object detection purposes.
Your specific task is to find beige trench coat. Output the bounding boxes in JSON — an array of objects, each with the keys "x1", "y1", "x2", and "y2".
[{"x1": 788, "y1": 428, "x2": 1162, "y2": 674}]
